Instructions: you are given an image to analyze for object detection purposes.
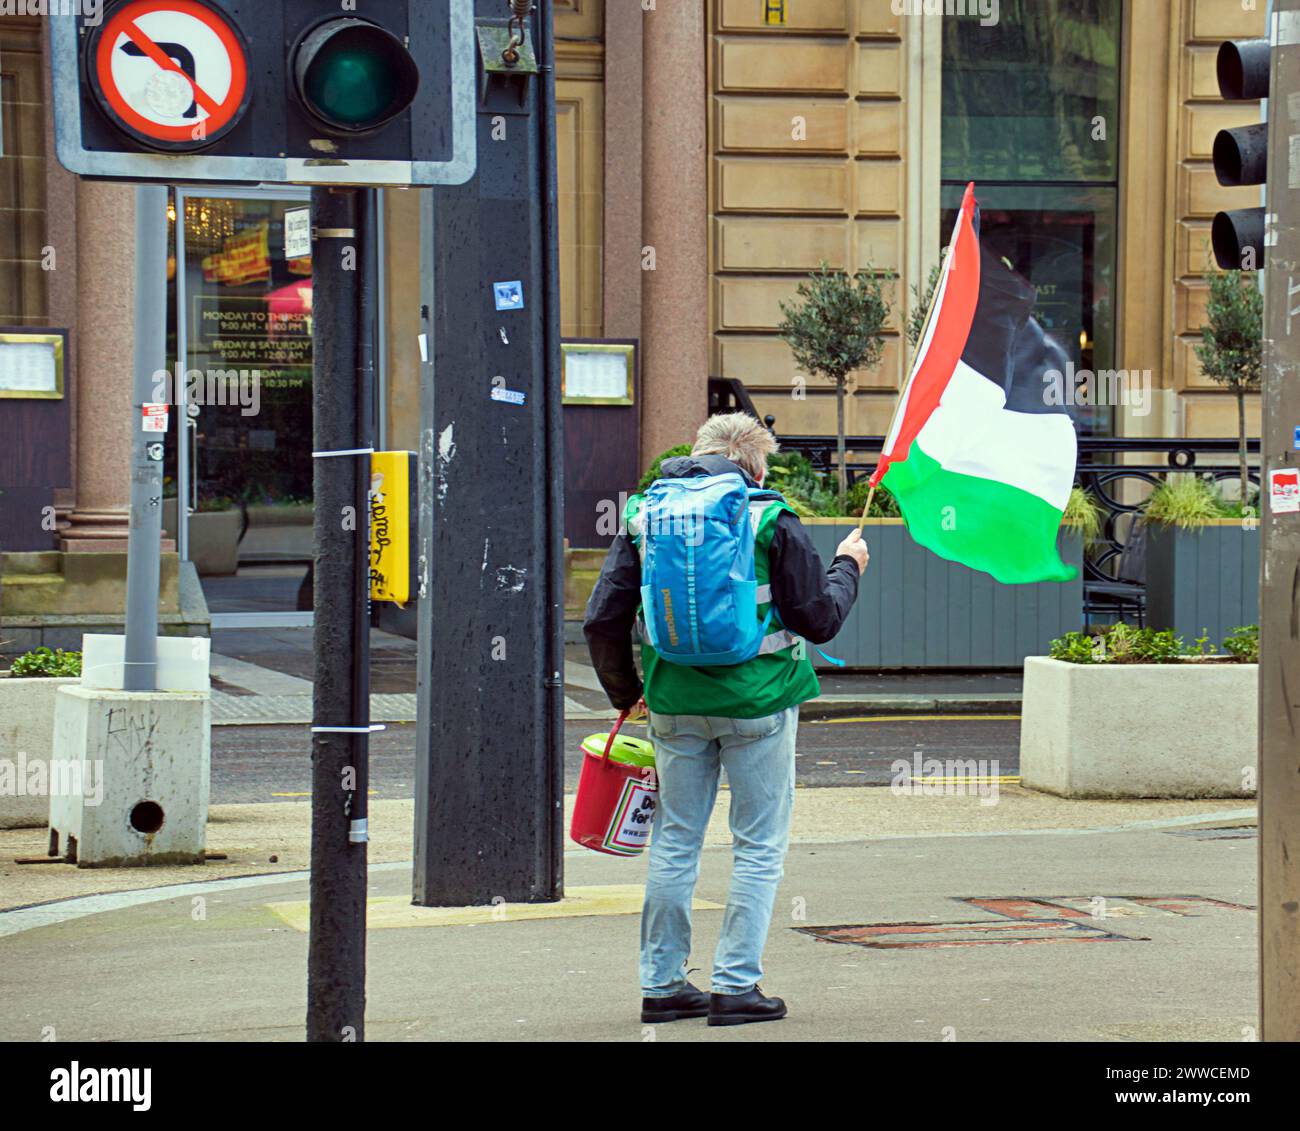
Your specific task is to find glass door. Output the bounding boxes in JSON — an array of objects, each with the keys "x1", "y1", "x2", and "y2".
[{"x1": 170, "y1": 188, "x2": 315, "y2": 628}]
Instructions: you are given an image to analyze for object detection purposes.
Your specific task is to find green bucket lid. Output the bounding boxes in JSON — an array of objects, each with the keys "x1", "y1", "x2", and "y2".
[{"x1": 582, "y1": 732, "x2": 656, "y2": 769}]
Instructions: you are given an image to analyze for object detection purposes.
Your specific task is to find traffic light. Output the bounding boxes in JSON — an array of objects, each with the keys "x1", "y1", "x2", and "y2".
[
  {"x1": 1211, "y1": 37, "x2": 1270, "y2": 269},
  {"x1": 51, "y1": 0, "x2": 477, "y2": 188},
  {"x1": 292, "y1": 18, "x2": 421, "y2": 134}
]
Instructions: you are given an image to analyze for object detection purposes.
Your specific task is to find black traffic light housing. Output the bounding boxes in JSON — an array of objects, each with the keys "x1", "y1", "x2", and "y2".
[
  {"x1": 52, "y1": 0, "x2": 476, "y2": 187},
  {"x1": 291, "y1": 17, "x2": 421, "y2": 135},
  {"x1": 1211, "y1": 37, "x2": 1271, "y2": 270}
]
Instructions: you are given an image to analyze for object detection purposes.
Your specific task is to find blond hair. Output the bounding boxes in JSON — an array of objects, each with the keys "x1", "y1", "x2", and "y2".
[{"x1": 691, "y1": 412, "x2": 778, "y2": 482}]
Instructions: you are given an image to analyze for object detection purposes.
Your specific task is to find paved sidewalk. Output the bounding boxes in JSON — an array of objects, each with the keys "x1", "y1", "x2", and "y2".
[{"x1": 0, "y1": 804, "x2": 1258, "y2": 1042}]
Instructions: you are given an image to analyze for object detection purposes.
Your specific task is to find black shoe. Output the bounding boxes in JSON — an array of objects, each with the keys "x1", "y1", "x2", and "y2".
[
  {"x1": 707, "y1": 986, "x2": 788, "y2": 1027},
  {"x1": 641, "y1": 982, "x2": 710, "y2": 1023}
]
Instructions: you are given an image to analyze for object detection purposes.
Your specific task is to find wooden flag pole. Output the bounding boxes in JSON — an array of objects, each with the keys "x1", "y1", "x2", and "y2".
[{"x1": 859, "y1": 485, "x2": 876, "y2": 528}]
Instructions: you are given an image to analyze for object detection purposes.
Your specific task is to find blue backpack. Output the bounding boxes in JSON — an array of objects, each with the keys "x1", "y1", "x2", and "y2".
[{"x1": 634, "y1": 473, "x2": 785, "y2": 667}]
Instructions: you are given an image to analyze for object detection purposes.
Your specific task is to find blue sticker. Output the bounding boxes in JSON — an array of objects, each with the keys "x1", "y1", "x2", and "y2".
[
  {"x1": 1294, "y1": 425, "x2": 1300, "y2": 450},
  {"x1": 491, "y1": 387, "x2": 527, "y2": 406},
  {"x1": 493, "y1": 281, "x2": 525, "y2": 311}
]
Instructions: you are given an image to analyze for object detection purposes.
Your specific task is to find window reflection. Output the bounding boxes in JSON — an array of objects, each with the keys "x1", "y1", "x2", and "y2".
[{"x1": 941, "y1": 0, "x2": 1121, "y2": 436}]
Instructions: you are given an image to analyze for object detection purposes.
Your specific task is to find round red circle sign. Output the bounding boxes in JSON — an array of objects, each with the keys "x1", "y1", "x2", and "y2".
[{"x1": 89, "y1": 0, "x2": 249, "y2": 151}]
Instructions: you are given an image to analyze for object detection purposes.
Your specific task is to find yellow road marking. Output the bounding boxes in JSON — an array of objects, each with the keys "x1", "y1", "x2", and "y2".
[
  {"x1": 270, "y1": 790, "x2": 380, "y2": 798},
  {"x1": 910, "y1": 775, "x2": 1021, "y2": 784},
  {"x1": 807, "y1": 714, "x2": 1020, "y2": 724},
  {"x1": 265, "y1": 884, "x2": 723, "y2": 931}
]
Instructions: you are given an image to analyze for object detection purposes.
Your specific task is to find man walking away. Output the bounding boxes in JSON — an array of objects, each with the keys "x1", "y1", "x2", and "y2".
[{"x1": 584, "y1": 413, "x2": 869, "y2": 1027}]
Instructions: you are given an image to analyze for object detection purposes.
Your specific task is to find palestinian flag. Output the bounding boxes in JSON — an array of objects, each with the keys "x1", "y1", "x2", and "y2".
[{"x1": 870, "y1": 183, "x2": 1078, "y2": 584}]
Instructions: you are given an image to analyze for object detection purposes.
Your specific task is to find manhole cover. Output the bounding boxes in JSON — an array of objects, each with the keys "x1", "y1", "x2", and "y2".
[
  {"x1": 795, "y1": 894, "x2": 1250, "y2": 950},
  {"x1": 796, "y1": 919, "x2": 1135, "y2": 949},
  {"x1": 1164, "y1": 826, "x2": 1257, "y2": 841}
]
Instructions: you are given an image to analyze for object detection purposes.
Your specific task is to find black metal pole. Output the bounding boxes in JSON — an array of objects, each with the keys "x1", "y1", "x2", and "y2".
[
  {"x1": 1258, "y1": 0, "x2": 1300, "y2": 1041},
  {"x1": 413, "y1": 0, "x2": 563, "y2": 905},
  {"x1": 537, "y1": 0, "x2": 566, "y2": 901},
  {"x1": 307, "y1": 186, "x2": 369, "y2": 1042},
  {"x1": 352, "y1": 189, "x2": 377, "y2": 845}
]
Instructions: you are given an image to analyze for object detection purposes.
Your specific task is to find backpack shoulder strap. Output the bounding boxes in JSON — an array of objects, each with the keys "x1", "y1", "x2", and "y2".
[{"x1": 746, "y1": 489, "x2": 794, "y2": 537}]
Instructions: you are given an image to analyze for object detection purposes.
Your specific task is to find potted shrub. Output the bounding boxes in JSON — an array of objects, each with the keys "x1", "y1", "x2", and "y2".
[
  {"x1": 1020, "y1": 623, "x2": 1257, "y2": 798},
  {"x1": 1141, "y1": 474, "x2": 1259, "y2": 644},
  {"x1": 778, "y1": 262, "x2": 893, "y2": 498},
  {"x1": 1193, "y1": 268, "x2": 1261, "y2": 505},
  {"x1": 0, "y1": 647, "x2": 82, "y2": 828}
]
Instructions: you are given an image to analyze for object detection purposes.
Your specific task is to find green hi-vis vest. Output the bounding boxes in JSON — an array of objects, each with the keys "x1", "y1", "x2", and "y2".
[{"x1": 626, "y1": 492, "x2": 821, "y2": 719}]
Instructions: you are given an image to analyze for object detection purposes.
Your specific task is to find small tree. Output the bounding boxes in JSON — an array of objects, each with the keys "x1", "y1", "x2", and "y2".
[
  {"x1": 778, "y1": 262, "x2": 892, "y2": 497},
  {"x1": 906, "y1": 262, "x2": 943, "y2": 349},
  {"x1": 1194, "y1": 269, "x2": 1262, "y2": 504}
]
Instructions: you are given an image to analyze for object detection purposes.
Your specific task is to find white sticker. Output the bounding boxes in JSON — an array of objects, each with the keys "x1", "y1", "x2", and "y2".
[
  {"x1": 604, "y1": 778, "x2": 657, "y2": 853},
  {"x1": 142, "y1": 403, "x2": 170, "y2": 432},
  {"x1": 1269, "y1": 467, "x2": 1300, "y2": 514},
  {"x1": 284, "y1": 207, "x2": 311, "y2": 259},
  {"x1": 417, "y1": 333, "x2": 429, "y2": 363}
]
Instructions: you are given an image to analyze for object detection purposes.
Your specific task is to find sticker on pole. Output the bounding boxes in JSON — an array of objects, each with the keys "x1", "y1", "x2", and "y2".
[
  {"x1": 493, "y1": 281, "x2": 524, "y2": 312},
  {"x1": 284, "y1": 207, "x2": 312, "y2": 261},
  {"x1": 142, "y1": 403, "x2": 170, "y2": 433},
  {"x1": 1269, "y1": 467, "x2": 1300, "y2": 514},
  {"x1": 88, "y1": 0, "x2": 251, "y2": 152}
]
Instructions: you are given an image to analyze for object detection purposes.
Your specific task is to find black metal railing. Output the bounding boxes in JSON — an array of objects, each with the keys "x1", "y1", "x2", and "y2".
[
  {"x1": 773, "y1": 432, "x2": 1261, "y2": 586},
  {"x1": 708, "y1": 376, "x2": 774, "y2": 423}
]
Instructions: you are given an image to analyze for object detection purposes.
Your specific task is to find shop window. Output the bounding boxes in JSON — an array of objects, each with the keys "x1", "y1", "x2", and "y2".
[
  {"x1": 941, "y1": 0, "x2": 1121, "y2": 435},
  {"x1": 0, "y1": 21, "x2": 48, "y2": 325}
]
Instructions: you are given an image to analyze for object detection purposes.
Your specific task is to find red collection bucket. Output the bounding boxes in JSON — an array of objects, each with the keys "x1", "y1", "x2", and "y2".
[{"x1": 570, "y1": 707, "x2": 658, "y2": 857}]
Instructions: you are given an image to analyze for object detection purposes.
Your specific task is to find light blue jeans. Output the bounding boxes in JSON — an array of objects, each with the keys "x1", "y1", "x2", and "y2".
[{"x1": 640, "y1": 706, "x2": 799, "y2": 997}]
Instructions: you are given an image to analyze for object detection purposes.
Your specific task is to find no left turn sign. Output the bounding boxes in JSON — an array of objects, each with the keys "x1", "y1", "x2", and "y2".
[{"x1": 88, "y1": 0, "x2": 250, "y2": 151}]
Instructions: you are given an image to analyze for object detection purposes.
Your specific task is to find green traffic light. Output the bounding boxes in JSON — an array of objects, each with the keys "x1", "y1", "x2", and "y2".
[
  {"x1": 304, "y1": 48, "x2": 399, "y2": 128},
  {"x1": 294, "y1": 19, "x2": 420, "y2": 133}
]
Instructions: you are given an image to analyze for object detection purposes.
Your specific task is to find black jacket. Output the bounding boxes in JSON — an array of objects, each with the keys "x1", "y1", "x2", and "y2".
[{"x1": 583, "y1": 454, "x2": 861, "y2": 710}]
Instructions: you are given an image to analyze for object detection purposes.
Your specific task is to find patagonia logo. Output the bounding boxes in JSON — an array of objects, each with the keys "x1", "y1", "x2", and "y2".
[{"x1": 660, "y1": 588, "x2": 679, "y2": 646}]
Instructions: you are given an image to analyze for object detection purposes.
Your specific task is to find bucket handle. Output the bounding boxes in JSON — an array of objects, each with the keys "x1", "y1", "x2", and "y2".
[{"x1": 602, "y1": 699, "x2": 645, "y2": 764}]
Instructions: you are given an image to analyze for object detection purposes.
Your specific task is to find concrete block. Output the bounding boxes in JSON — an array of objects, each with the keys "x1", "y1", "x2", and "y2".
[
  {"x1": 49, "y1": 686, "x2": 210, "y2": 866},
  {"x1": 1019, "y1": 656, "x2": 1257, "y2": 799},
  {"x1": 80, "y1": 634, "x2": 210, "y2": 692},
  {"x1": 0, "y1": 676, "x2": 80, "y2": 828}
]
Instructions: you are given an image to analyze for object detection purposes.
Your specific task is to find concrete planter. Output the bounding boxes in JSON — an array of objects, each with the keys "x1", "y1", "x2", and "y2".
[
  {"x1": 0, "y1": 674, "x2": 81, "y2": 828},
  {"x1": 801, "y1": 519, "x2": 1086, "y2": 668},
  {"x1": 1019, "y1": 656, "x2": 1256, "y2": 798},
  {"x1": 162, "y1": 499, "x2": 241, "y2": 576},
  {"x1": 1144, "y1": 519, "x2": 1259, "y2": 643},
  {"x1": 240, "y1": 503, "x2": 314, "y2": 563}
]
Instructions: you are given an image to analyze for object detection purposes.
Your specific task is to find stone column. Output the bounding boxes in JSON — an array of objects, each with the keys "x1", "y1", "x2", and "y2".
[
  {"x1": 603, "y1": 2, "x2": 644, "y2": 342},
  {"x1": 60, "y1": 180, "x2": 137, "y2": 552},
  {"x1": 640, "y1": 0, "x2": 710, "y2": 467}
]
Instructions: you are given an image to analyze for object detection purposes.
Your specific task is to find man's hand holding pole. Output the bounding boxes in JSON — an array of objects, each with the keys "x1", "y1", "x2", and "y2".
[{"x1": 836, "y1": 528, "x2": 870, "y2": 575}]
